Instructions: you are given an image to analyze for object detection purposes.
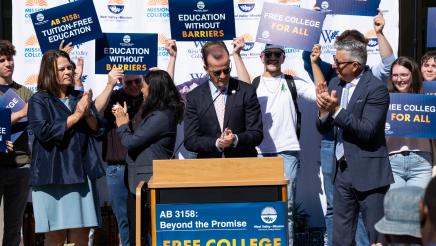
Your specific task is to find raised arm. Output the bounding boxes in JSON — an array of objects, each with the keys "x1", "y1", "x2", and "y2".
[
  {"x1": 232, "y1": 36, "x2": 251, "y2": 83},
  {"x1": 165, "y1": 39, "x2": 177, "y2": 81},
  {"x1": 94, "y1": 68, "x2": 123, "y2": 114}
]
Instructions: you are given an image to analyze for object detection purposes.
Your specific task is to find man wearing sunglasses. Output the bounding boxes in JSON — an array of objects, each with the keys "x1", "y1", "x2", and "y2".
[
  {"x1": 184, "y1": 41, "x2": 263, "y2": 158},
  {"x1": 253, "y1": 44, "x2": 316, "y2": 246},
  {"x1": 94, "y1": 70, "x2": 145, "y2": 246},
  {"x1": 316, "y1": 33, "x2": 393, "y2": 246}
]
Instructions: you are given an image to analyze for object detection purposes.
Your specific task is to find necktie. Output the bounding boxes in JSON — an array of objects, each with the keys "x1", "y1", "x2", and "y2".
[
  {"x1": 335, "y1": 84, "x2": 350, "y2": 160},
  {"x1": 214, "y1": 90, "x2": 225, "y2": 131}
]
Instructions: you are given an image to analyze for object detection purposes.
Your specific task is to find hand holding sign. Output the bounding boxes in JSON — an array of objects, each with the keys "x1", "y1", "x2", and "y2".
[
  {"x1": 232, "y1": 37, "x2": 245, "y2": 55},
  {"x1": 108, "y1": 67, "x2": 124, "y2": 86},
  {"x1": 59, "y1": 40, "x2": 73, "y2": 53},
  {"x1": 373, "y1": 9, "x2": 385, "y2": 35}
]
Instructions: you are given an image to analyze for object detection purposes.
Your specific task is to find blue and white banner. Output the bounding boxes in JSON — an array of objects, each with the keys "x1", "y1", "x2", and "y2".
[
  {"x1": 0, "y1": 109, "x2": 11, "y2": 153},
  {"x1": 155, "y1": 202, "x2": 286, "y2": 246},
  {"x1": 30, "y1": 0, "x2": 103, "y2": 53},
  {"x1": 95, "y1": 33, "x2": 158, "y2": 75},
  {"x1": 423, "y1": 81, "x2": 436, "y2": 95},
  {"x1": 385, "y1": 93, "x2": 436, "y2": 138},
  {"x1": 316, "y1": 0, "x2": 381, "y2": 16},
  {"x1": 256, "y1": 3, "x2": 325, "y2": 51},
  {"x1": 427, "y1": 7, "x2": 436, "y2": 48},
  {"x1": 0, "y1": 89, "x2": 27, "y2": 142},
  {"x1": 168, "y1": 0, "x2": 235, "y2": 41}
]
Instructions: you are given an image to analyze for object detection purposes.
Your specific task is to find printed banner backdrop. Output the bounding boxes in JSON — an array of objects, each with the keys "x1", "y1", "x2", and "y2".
[
  {"x1": 256, "y1": 3, "x2": 325, "y2": 51},
  {"x1": 0, "y1": 89, "x2": 28, "y2": 142},
  {"x1": 168, "y1": 0, "x2": 235, "y2": 41},
  {"x1": 13, "y1": 0, "x2": 400, "y2": 227},
  {"x1": 427, "y1": 7, "x2": 436, "y2": 48},
  {"x1": 95, "y1": 33, "x2": 158, "y2": 75},
  {"x1": 423, "y1": 81, "x2": 436, "y2": 95},
  {"x1": 156, "y1": 202, "x2": 286, "y2": 246},
  {"x1": 0, "y1": 109, "x2": 11, "y2": 153},
  {"x1": 316, "y1": 0, "x2": 381, "y2": 16},
  {"x1": 30, "y1": 0, "x2": 103, "y2": 53},
  {"x1": 385, "y1": 93, "x2": 436, "y2": 138}
]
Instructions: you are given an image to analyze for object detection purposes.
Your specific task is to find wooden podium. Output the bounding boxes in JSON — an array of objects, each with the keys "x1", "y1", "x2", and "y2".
[{"x1": 135, "y1": 157, "x2": 288, "y2": 246}]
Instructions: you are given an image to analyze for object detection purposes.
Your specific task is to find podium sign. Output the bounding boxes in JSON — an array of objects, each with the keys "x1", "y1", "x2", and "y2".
[{"x1": 155, "y1": 201, "x2": 286, "y2": 246}]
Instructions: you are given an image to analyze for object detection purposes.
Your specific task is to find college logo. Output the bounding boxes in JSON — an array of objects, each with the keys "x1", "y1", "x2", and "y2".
[
  {"x1": 108, "y1": 0, "x2": 125, "y2": 14},
  {"x1": 24, "y1": 35, "x2": 42, "y2": 59},
  {"x1": 261, "y1": 207, "x2": 277, "y2": 224},
  {"x1": 320, "y1": 30, "x2": 340, "y2": 44},
  {"x1": 157, "y1": 34, "x2": 170, "y2": 57},
  {"x1": 25, "y1": 74, "x2": 38, "y2": 93},
  {"x1": 241, "y1": 34, "x2": 255, "y2": 52},
  {"x1": 120, "y1": 35, "x2": 134, "y2": 47},
  {"x1": 25, "y1": 0, "x2": 48, "y2": 6},
  {"x1": 194, "y1": 1, "x2": 208, "y2": 13},
  {"x1": 36, "y1": 13, "x2": 44, "y2": 22},
  {"x1": 146, "y1": 0, "x2": 169, "y2": 19},
  {"x1": 261, "y1": 30, "x2": 270, "y2": 39},
  {"x1": 320, "y1": 1, "x2": 332, "y2": 12},
  {"x1": 385, "y1": 122, "x2": 393, "y2": 135},
  {"x1": 237, "y1": 0, "x2": 255, "y2": 13},
  {"x1": 24, "y1": 0, "x2": 47, "y2": 21}
]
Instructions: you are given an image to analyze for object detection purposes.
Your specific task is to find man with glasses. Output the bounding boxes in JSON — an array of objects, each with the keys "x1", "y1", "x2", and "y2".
[
  {"x1": 316, "y1": 33, "x2": 393, "y2": 246},
  {"x1": 253, "y1": 44, "x2": 316, "y2": 245},
  {"x1": 184, "y1": 41, "x2": 263, "y2": 158},
  {"x1": 94, "y1": 70, "x2": 144, "y2": 246}
]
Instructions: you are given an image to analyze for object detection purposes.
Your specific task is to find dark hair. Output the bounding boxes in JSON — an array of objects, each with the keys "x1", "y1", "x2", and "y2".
[
  {"x1": 420, "y1": 50, "x2": 436, "y2": 66},
  {"x1": 141, "y1": 70, "x2": 184, "y2": 123},
  {"x1": 0, "y1": 40, "x2": 16, "y2": 57},
  {"x1": 424, "y1": 177, "x2": 436, "y2": 225},
  {"x1": 336, "y1": 30, "x2": 369, "y2": 45},
  {"x1": 37, "y1": 50, "x2": 72, "y2": 96},
  {"x1": 387, "y1": 56, "x2": 423, "y2": 94},
  {"x1": 201, "y1": 41, "x2": 229, "y2": 66}
]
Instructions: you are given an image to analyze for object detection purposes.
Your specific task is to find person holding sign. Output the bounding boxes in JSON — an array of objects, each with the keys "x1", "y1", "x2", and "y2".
[
  {"x1": 386, "y1": 57, "x2": 433, "y2": 189},
  {"x1": 316, "y1": 34, "x2": 393, "y2": 245},
  {"x1": 28, "y1": 50, "x2": 105, "y2": 245},
  {"x1": 112, "y1": 70, "x2": 184, "y2": 245},
  {"x1": 421, "y1": 50, "x2": 436, "y2": 82},
  {"x1": 184, "y1": 41, "x2": 263, "y2": 158},
  {"x1": 0, "y1": 40, "x2": 32, "y2": 246}
]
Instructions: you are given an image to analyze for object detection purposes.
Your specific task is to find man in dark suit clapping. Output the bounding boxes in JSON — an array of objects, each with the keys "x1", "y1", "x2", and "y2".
[
  {"x1": 316, "y1": 32, "x2": 394, "y2": 245},
  {"x1": 184, "y1": 41, "x2": 263, "y2": 158}
]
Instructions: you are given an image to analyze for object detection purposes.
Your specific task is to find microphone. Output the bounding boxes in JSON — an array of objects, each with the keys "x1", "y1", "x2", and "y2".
[{"x1": 170, "y1": 87, "x2": 226, "y2": 160}]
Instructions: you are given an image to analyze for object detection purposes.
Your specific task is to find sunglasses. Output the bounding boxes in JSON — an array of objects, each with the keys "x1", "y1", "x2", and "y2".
[
  {"x1": 332, "y1": 55, "x2": 358, "y2": 67},
  {"x1": 211, "y1": 67, "x2": 232, "y2": 77},
  {"x1": 124, "y1": 78, "x2": 142, "y2": 85},
  {"x1": 264, "y1": 51, "x2": 284, "y2": 58}
]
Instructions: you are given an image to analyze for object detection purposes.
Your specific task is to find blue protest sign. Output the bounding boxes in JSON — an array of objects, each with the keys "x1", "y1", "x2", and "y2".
[
  {"x1": 0, "y1": 109, "x2": 11, "y2": 153},
  {"x1": 0, "y1": 89, "x2": 27, "y2": 142},
  {"x1": 95, "y1": 33, "x2": 158, "y2": 75},
  {"x1": 155, "y1": 202, "x2": 286, "y2": 246},
  {"x1": 316, "y1": 0, "x2": 380, "y2": 16},
  {"x1": 423, "y1": 81, "x2": 436, "y2": 95},
  {"x1": 427, "y1": 8, "x2": 436, "y2": 48},
  {"x1": 30, "y1": 0, "x2": 103, "y2": 53},
  {"x1": 385, "y1": 93, "x2": 436, "y2": 138},
  {"x1": 168, "y1": 0, "x2": 235, "y2": 41},
  {"x1": 256, "y1": 3, "x2": 325, "y2": 51}
]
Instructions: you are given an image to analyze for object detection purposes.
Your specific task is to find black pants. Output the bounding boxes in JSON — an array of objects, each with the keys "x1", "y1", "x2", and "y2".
[{"x1": 333, "y1": 160, "x2": 388, "y2": 245}]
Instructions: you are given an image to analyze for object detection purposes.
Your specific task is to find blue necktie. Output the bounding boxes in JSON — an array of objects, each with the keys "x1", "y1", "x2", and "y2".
[{"x1": 335, "y1": 85, "x2": 350, "y2": 160}]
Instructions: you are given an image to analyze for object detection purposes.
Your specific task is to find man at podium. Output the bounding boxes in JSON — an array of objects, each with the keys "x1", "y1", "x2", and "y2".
[{"x1": 184, "y1": 41, "x2": 263, "y2": 158}]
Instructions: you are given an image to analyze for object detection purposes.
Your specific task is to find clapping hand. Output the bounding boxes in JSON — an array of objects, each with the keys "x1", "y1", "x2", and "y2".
[{"x1": 112, "y1": 102, "x2": 129, "y2": 127}]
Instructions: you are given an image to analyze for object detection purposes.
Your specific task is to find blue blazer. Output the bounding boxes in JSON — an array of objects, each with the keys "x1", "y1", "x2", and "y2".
[
  {"x1": 116, "y1": 109, "x2": 177, "y2": 193},
  {"x1": 317, "y1": 67, "x2": 394, "y2": 191},
  {"x1": 28, "y1": 90, "x2": 105, "y2": 186},
  {"x1": 184, "y1": 78, "x2": 263, "y2": 158}
]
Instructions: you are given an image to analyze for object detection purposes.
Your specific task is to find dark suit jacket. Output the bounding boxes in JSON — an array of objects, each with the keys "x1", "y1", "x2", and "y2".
[
  {"x1": 316, "y1": 67, "x2": 394, "y2": 192},
  {"x1": 28, "y1": 90, "x2": 105, "y2": 186},
  {"x1": 116, "y1": 109, "x2": 176, "y2": 193},
  {"x1": 184, "y1": 78, "x2": 263, "y2": 158}
]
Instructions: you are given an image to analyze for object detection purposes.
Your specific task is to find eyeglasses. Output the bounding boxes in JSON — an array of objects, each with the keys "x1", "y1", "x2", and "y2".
[
  {"x1": 124, "y1": 78, "x2": 142, "y2": 85},
  {"x1": 333, "y1": 55, "x2": 358, "y2": 67},
  {"x1": 392, "y1": 73, "x2": 410, "y2": 80},
  {"x1": 211, "y1": 66, "x2": 232, "y2": 77},
  {"x1": 264, "y1": 51, "x2": 284, "y2": 58}
]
